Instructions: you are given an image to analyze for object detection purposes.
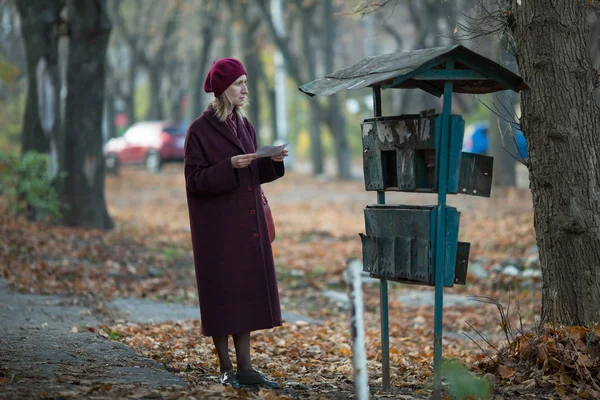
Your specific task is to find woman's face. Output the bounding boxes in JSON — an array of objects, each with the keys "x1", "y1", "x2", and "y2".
[{"x1": 225, "y1": 75, "x2": 248, "y2": 107}]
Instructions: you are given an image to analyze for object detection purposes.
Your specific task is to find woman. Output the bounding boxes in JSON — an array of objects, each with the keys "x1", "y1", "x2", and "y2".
[{"x1": 184, "y1": 58, "x2": 288, "y2": 389}]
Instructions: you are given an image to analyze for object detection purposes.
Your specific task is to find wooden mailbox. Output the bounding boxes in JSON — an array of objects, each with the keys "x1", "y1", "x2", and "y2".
[{"x1": 360, "y1": 204, "x2": 469, "y2": 286}]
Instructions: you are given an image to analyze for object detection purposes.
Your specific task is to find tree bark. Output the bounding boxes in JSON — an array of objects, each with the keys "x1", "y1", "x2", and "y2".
[
  {"x1": 323, "y1": 0, "x2": 351, "y2": 180},
  {"x1": 189, "y1": 2, "x2": 217, "y2": 119},
  {"x1": 146, "y1": 66, "x2": 164, "y2": 120},
  {"x1": 62, "y1": 0, "x2": 113, "y2": 229},
  {"x1": 488, "y1": 35, "x2": 517, "y2": 188},
  {"x1": 299, "y1": 2, "x2": 324, "y2": 175},
  {"x1": 14, "y1": 0, "x2": 63, "y2": 154},
  {"x1": 242, "y1": 20, "x2": 262, "y2": 141},
  {"x1": 511, "y1": 0, "x2": 600, "y2": 325}
]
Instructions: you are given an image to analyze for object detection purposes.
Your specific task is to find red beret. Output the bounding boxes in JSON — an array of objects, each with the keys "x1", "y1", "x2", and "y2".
[{"x1": 203, "y1": 58, "x2": 247, "y2": 97}]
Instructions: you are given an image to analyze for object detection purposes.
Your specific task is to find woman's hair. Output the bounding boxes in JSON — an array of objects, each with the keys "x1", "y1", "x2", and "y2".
[{"x1": 210, "y1": 91, "x2": 247, "y2": 122}]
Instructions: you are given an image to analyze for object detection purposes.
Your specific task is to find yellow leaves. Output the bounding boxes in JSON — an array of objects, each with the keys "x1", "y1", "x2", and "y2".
[
  {"x1": 335, "y1": 343, "x2": 352, "y2": 357},
  {"x1": 566, "y1": 326, "x2": 587, "y2": 341}
]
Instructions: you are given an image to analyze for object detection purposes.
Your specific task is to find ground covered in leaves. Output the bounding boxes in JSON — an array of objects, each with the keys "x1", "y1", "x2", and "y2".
[{"x1": 1, "y1": 164, "x2": 598, "y2": 399}]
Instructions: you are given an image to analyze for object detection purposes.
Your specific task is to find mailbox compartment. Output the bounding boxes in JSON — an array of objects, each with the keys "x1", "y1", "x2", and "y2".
[
  {"x1": 360, "y1": 204, "x2": 469, "y2": 286},
  {"x1": 361, "y1": 114, "x2": 492, "y2": 198}
]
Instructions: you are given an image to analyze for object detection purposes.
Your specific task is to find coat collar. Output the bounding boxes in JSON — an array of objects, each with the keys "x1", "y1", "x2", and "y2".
[{"x1": 203, "y1": 108, "x2": 245, "y2": 153}]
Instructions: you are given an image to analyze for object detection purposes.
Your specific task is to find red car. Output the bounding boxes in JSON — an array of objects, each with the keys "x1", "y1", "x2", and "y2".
[{"x1": 104, "y1": 121, "x2": 186, "y2": 174}]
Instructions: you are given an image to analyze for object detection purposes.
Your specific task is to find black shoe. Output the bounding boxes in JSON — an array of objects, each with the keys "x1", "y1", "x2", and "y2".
[
  {"x1": 236, "y1": 370, "x2": 280, "y2": 389},
  {"x1": 219, "y1": 369, "x2": 238, "y2": 386}
]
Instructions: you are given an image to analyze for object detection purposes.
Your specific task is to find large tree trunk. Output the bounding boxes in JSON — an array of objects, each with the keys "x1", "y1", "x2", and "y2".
[
  {"x1": 299, "y1": 3, "x2": 324, "y2": 175},
  {"x1": 190, "y1": 19, "x2": 216, "y2": 119},
  {"x1": 323, "y1": 0, "x2": 351, "y2": 180},
  {"x1": 512, "y1": 0, "x2": 600, "y2": 325},
  {"x1": 255, "y1": 65, "x2": 279, "y2": 145},
  {"x1": 14, "y1": 0, "x2": 63, "y2": 154},
  {"x1": 62, "y1": 0, "x2": 113, "y2": 229},
  {"x1": 488, "y1": 36, "x2": 517, "y2": 188}
]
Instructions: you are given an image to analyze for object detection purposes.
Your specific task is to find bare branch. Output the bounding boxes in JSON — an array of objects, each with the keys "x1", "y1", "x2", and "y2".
[
  {"x1": 349, "y1": 0, "x2": 397, "y2": 17},
  {"x1": 464, "y1": 320, "x2": 505, "y2": 361},
  {"x1": 462, "y1": 331, "x2": 498, "y2": 365}
]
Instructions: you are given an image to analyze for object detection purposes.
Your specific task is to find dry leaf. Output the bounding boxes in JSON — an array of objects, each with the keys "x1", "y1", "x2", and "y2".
[{"x1": 498, "y1": 365, "x2": 516, "y2": 379}]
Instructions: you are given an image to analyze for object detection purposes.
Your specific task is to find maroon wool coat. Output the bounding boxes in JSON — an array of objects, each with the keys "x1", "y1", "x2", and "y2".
[{"x1": 184, "y1": 108, "x2": 284, "y2": 337}]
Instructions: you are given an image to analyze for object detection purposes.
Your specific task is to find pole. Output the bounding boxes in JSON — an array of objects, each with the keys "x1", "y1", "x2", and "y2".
[
  {"x1": 347, "y1": 259, "x2": 369, "y2": 400},
  {"x1": 433, "y1": 61, "x2": 454, "y2": 400},
  {"x1": 372, "y1": 86, "x2": 390, "y2": 391},
  {"x1": 270, "y1": 0, "x2": 292, "y2": 168}
]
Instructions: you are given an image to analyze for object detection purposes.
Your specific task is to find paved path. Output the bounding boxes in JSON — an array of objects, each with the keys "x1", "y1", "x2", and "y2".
[
  {"x1": 0, "y1": 280, "x2": 322, "y2": 399},
  {"x1": 0, "y1": 280, "x2": 186, "y2": 399}
]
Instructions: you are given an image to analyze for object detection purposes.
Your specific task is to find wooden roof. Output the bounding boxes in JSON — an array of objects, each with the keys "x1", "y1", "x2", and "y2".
[{"x1": 299, "y1": 45, "x2": 529, "y2": 97}]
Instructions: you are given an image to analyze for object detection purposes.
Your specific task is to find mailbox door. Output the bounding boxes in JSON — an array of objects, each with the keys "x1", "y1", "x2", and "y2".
[
  {"x1": 454, "y1": 242, "x2": 470, "y2": 285},
  {"x1": 458, "y1": 152, "x2": 494, "y2": 197},
  {"x1": 363, "y1": 205, "x2": 435, "y2": 284},
  {"x1": 443, "y1": 208, "x2": 460, "y2": 286}
]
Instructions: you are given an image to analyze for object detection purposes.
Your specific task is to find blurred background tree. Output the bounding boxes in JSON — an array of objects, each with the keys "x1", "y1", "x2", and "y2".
[{"x1": 2, "y1": 0, "x2": 564, "y2": 225}]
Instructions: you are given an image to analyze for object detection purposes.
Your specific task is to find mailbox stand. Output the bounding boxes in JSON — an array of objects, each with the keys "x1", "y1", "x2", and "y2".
[{"x1": 299, "y1": 45, "x2": 528, "y2": 399}]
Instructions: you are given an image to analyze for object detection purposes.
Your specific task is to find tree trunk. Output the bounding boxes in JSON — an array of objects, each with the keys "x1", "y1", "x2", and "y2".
[
  {"x1": 323, "y1": 0, "x2": 351, "y2": 180},
  {"x1": 299, "y1": 3, "x2": 324, "y2": 175},
  {"x1": 244, "y1": 51, "x2": 261, "y2": 142},
  {"x1": 104, "y1": 89, "x2": 116, "y2": 140},
  {"x1": 512, "y1": 0, "x2": 600, "y2": 325},
  {"x1": 190, "y1": 22, "x2": 215, "y2": 119},
  {"x1": 125, "y1": 56, "x2": 137, "y2": 125},
  {"x1": 488, "y1": 36, "x2": 517, "y2": 188},
  {"x1": 309, "y1": 100, "x2": 324, "y2": 174},
  {"x1": 14, "y1": 0, "x2": 63, "y2": 154},
  {"x1": 62, "y1": 0, "x2": 113, "y2": 229},
  {"x1": 146, "y1": 66, "x2": 163, "y2": 120},
  {"x1": 242, "y1": 26, "x2": 262, "y2": 142}
]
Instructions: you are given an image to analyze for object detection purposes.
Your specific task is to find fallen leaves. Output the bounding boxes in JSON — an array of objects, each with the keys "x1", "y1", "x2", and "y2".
[
  {"x1": 478, "y1": 323, "x2": 600, "y2": 398},
  {"x1": 0, "y1": 166, "x2": 568, "y2": 399}
]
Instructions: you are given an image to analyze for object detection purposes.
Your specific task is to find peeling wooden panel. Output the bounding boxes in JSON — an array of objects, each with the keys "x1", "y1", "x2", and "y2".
[
  {"x1": 363, "y1": 205, "x2": 433, "y2": 284},
  {"x1": 397, "y1": 149, "x2": 416, "y2": 190},
  {"x1": 362, "y1": 114, "x2": 469, "y2": 194},
  {"x1": 362, "y1": 131, "x2": 384, "y2": 191},
  {"x1": 362, "y1": 116, "x2": 436, "y2": 149}
]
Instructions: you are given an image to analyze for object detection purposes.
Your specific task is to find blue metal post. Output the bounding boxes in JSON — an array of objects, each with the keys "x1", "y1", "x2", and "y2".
[
  {"x1": 433, "y1": 62, "x2": 454, "y2": 400},
  {"x1": 377, "y1": 190, "x2": 390, "y2": 391},
  {"x1": 373, "y1": 86, "x2": 390, "y2": 392}
]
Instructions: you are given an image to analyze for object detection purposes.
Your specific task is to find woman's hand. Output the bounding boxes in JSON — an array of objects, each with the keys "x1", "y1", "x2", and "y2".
[
  {"x1": 271, "y1": 149, "x2": 288, "y2": 162},
  {"x1": 231, "y1": 153, "x2": 257, "y2": 169}
]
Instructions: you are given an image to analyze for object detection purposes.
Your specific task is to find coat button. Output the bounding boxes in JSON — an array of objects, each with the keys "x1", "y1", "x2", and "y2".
[
  {"x1": 247, "y1": 185, "x2": 253, "y2": 191},
  {"x1": 250, "y1": 209, "x2": 256, "y2": 215},
  {"x1": 253, "y1": 233, "x2": 259, "y2": 239}
]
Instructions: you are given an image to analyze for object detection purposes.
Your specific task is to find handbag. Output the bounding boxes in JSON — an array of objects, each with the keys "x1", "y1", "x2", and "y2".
[{"x1": 261, "y1": 189, "x2": 276, "y2": 243}]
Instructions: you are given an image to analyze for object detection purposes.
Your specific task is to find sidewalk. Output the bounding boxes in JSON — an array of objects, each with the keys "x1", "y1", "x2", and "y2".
[
  {"x1": 0, "y1": 280, "x2": 186, "y2": 399},
  {"x1": 0, "y1": 280, "x2": 322, "y2": 399}
]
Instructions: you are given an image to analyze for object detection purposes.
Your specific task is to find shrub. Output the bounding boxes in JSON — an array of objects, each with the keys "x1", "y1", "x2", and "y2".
[{"x1": 0, "y1": 151, "x2": 62, "y2": 220}]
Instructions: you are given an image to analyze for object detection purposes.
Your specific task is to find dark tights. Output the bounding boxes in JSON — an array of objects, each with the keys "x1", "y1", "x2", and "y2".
[{"x1": 212, "y1": 332, "x2": 253, "y2": 375}]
